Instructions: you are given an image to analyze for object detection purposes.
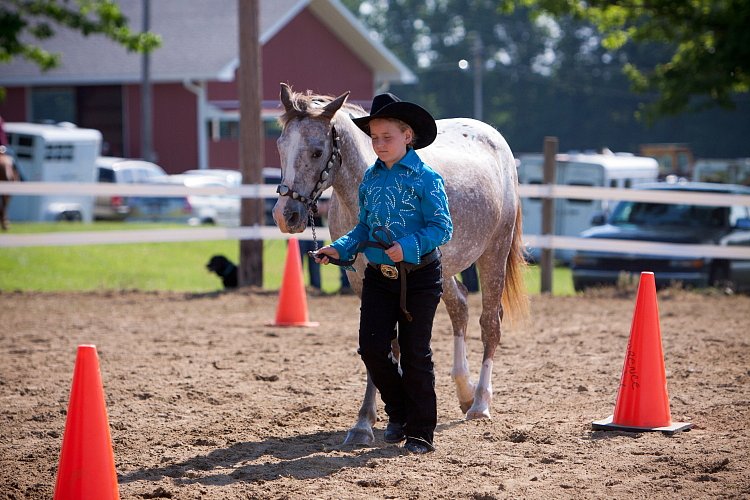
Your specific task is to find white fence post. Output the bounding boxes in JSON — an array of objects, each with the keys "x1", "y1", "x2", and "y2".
[{"x1": 540, "y1": 137, "x2": 558, "y2": 294}]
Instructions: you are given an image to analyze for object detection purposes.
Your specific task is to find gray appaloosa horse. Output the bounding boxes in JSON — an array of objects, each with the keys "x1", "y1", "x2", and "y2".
[{"x1": 273, "y1": 83, "x2": 529, "y2": 445}]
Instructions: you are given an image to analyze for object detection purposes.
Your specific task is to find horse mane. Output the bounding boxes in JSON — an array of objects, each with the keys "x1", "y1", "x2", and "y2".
[{"x1": 278, "y1": 90, "x2": 365, "y2": 126}]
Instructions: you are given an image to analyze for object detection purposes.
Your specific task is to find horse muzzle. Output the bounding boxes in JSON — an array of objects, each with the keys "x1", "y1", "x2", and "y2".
[{"x1": 272, "y1": 197, "x2": 308, "y2": 233}]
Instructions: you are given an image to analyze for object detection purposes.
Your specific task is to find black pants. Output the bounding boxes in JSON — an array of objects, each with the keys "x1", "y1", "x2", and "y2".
[{"x1": 358, "y1": 259, "x2": 443, "y2": 445}]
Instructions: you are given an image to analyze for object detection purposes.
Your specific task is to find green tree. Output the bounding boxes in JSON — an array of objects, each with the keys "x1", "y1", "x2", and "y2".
[
  {"x1": 0, "y1": 0, "x2": 160, "y2": 98},
  {"x1": 341, "y1": 1, "x2": 553, "y2": 120},
  {"x1": 342, "y1": 1, "x2": 750, "y2": 157},
  {"x1": 523, "y1": 0, "x2": 750, "y2": 120},
  {"x1": 341, "y1": 1, "x2": 629, "y2": 148}
]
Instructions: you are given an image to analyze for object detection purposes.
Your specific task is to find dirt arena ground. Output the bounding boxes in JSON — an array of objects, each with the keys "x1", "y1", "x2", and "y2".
[{"x1": 1, "y1": 287, "x2": 748, "y2": 499}]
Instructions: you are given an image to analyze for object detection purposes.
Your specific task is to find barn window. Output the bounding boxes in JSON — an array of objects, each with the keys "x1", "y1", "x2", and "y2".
[{"x1": 31, "y1": 87, "x2": 75, "y2": 124}]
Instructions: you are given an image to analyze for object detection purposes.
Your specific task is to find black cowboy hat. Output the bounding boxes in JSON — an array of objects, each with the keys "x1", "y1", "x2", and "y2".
[{"x1": 352, "y1": 93, "x2": 437, "y2": 149}]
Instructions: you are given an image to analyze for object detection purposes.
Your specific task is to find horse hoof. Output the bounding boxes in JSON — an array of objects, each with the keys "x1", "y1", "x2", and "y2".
[
  {"x1": 465, "y1": 407, "x2": 492, "y2": 420},
  {"x1": 343, "y1": 427, "x2": 374, "y2": 446},
  {"x1": 459, "y1": 401, "x2": 474, "y2": 414}
]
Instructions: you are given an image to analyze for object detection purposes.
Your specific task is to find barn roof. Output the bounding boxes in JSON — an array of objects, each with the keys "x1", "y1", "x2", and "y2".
[{"x1": 0, "y1": 0, "x2": 415, "y2": 87}]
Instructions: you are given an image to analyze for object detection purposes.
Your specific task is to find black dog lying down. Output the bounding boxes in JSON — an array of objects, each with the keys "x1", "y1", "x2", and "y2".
[{"x1": 206, "y1": 255, "x2": 238, "y2": 288}]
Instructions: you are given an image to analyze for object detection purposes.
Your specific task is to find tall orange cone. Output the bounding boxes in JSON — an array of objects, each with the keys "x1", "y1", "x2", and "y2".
[
  {"x1": 592, "y1": 272, "x2": 692, "y2": 434},
  {"x1": 270, "y1": 238, "x2": 319, "y2": 327},
  {"x1": 54, "y1": 345, "x2": 119, "y2": 499}
]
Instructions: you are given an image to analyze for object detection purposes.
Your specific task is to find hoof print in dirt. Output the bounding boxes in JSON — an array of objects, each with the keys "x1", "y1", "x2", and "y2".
[{"x1": 141, "y1": 486, "x2": 173, "y2": 499}]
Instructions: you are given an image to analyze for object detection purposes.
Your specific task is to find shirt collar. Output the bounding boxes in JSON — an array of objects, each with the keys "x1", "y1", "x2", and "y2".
[{"x1": 374, "y1": 148, "x2": 421, "y2": 172}]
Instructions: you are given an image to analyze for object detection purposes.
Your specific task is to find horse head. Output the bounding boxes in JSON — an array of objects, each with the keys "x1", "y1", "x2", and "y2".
[{"x1": 273, "y1": 83, "x2": 350, "y2": 233}]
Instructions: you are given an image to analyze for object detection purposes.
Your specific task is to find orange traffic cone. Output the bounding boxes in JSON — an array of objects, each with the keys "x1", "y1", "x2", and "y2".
[
  {"x1": 270, "y1": 238, "x2": 319, "y2": 327},
  {"x1": 592, "y1": 272, "x2": 692, "y2": 434},
  {"x1": 54, "y1": 345, "x2": 119, "y2": 499}
]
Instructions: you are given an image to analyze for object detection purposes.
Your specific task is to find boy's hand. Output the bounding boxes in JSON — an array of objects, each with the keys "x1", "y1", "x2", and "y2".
[
  {"x1": 311, "y1": 245, "x2": 339, "y2": 265},
  {"x1": 385, "y1": 242, "x2": 403, "y2": 263}
]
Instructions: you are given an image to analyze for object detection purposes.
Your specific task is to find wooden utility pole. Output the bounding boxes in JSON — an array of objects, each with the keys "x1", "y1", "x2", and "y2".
[
  {"x1": 540, "y1": 136, "x2": 558, "y2": 294},
  {"x1": 238, "y1": 0, "x2": 264, "y2": 287},
  {"x1": 140, "y1": 0, "x2": 154, "y2": 162}
]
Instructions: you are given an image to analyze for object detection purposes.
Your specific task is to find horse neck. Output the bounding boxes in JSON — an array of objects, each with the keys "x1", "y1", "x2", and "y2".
[{"x1": 331, "y1": 116, "x2": 373, "y2": 219}]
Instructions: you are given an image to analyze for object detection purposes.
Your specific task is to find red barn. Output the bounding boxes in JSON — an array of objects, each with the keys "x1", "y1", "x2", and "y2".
[{"x1": 0, "y1": 0, "x2": 415, "y2": 173}]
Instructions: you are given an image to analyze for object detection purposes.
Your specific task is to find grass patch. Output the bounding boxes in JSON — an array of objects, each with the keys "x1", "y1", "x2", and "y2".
[
  {"x1": 0, "y1": 222, "x2": 574, "y2": 294},
  {"x1": 522, "y1": 263, "x2": 575, "y2": 296},
  {"x1": 0, "y1": 222, "x2": 350, "y2": 293}
]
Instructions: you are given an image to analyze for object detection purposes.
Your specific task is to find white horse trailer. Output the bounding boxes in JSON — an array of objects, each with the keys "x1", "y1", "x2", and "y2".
[
  {"x1": 518, "y1": 152, "x2": 659, "y2": 263},
  {"x1": 5, "y1": 122, "x2": 101, "y2": 222}
]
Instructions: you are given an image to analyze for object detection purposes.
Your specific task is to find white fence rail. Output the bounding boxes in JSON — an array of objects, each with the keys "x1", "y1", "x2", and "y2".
[
  {"x1": 0, "y1": 181, "x2": 280, "y2": 198},
  {"x1": 1, "y1": 181, "x2": 749, "y2": 260}
]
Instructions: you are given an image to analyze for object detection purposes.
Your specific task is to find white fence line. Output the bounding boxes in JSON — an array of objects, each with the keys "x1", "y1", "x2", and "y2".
[
  {"x1": 1, "y1": 181, "x2": 749, "y2": 260},
  {"x1": 523, "y1": 235, "x2": 750, "y2": 260},
  {"x1": 3, "y1": 181, "x2": 749, "y2": 206},
  {"x1": 0, "y1": 181, "x2": 279, "y2": 198},
  {"x1": 517, "y1": 184, "x2": 750, "y2": 207},
  {"x1": 0, "y1": 226, "x2": 330, "y2": 247}
]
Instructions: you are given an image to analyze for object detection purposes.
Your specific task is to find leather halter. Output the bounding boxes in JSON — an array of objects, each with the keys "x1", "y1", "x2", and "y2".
[{"x1": 276, "y1": 125, "x2": 341, "y2": 213}]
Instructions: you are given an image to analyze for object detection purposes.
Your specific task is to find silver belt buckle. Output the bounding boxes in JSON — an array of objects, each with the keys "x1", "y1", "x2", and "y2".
[{"x1": 380, "y1": 264, "x2": 398, "y2": 279}]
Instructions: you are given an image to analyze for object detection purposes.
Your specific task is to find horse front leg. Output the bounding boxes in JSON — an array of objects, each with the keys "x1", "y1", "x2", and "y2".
[
  {"x1": 443, "y1": 277, "x2": 475, "y2": 413},
  {"x1": 343, "y1": 370, "x2": 377, "y2": 445}
]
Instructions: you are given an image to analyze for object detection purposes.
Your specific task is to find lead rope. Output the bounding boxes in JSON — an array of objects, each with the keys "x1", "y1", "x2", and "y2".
[{"x1": 308, "y1": 210, "x2": 319, "y2": 252}]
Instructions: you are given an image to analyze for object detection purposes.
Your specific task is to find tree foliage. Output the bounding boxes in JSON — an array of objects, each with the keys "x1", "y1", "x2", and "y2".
[
  {"x1": 339, "y1": 0, "x2": 749, "y2": 157},
  {"x1": 0, "y1": 0, "x2": 161, "y2": 71},
  {"x1": 522, "y1": 0, "x2": 750, "y2": 120}
]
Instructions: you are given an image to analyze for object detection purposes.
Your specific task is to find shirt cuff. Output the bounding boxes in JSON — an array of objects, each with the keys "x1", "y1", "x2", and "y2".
[
  {"x1": 330, "y1": 236, "x2": 358, "y2": 262},
  {"x1": 396, "y1": 235, "x2": 421, "y2": 264}
]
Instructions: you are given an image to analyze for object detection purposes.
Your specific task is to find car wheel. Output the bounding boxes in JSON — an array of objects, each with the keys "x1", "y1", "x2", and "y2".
[
  {"x1": 56, "y1": 211, "x2": 82, "y2": 222},
  {"x1": 709, "y1": 263, "x2": 735, "y2": 294}
]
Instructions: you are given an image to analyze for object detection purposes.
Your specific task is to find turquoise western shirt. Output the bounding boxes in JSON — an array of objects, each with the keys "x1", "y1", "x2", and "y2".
[{"x1": 330, "y1": 148, "x2": 452, "y2": 266}]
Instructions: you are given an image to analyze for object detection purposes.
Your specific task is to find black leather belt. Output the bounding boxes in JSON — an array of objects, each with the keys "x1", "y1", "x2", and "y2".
[
  {"x1": 367, "y1": 248, "x2": 440, "y2": 279},
  {"x1": 369, "y1": 262, "x2": 400, "y2": 279},
  {"x1": 308, "y1": 226, "x2": 441, "y2": 322},
  {"x1": 368, "y1": 248, "x2": 441, "y2": 322}
]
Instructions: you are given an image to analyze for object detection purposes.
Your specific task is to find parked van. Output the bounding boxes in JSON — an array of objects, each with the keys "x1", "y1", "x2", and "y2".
[
  {"x1": 518, "y1": 151, "x2": 659, "y2": 263},
  {"x1": 4, "y1": 122, "x2": 101, "y2": 222}
]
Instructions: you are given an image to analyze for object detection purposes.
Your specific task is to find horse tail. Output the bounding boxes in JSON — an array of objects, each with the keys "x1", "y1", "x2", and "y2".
[{"x1": 502, "y1": 198, "x2": 530, "y2": 325}]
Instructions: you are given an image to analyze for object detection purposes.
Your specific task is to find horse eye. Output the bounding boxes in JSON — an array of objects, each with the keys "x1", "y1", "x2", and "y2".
[{"x1": 311, "y1": 149, "x2": 323, "y2": 159}]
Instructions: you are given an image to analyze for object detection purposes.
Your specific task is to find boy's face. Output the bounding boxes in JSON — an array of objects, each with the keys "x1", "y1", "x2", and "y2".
[{"x1": 368, "y1": 118, "x2": 412, "y2": 168}]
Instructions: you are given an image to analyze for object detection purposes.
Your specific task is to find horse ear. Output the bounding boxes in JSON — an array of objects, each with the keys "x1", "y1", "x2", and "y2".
[
  {"x1": 321, "y1": 91, "x2": 350, "y2": 120},
  {"x1": 280, "y1": 83, "x2": 294, "y2": 112}
]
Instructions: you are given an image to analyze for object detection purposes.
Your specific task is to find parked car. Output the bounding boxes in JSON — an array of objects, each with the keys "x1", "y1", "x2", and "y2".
[
  {"x1": 164, "y1": 174, "x2": 240, "y2": 226},
  {"x1": 262, "y1": 167, "x2": 281, "y2": 225},
  {"x1": 571, "y1": 182, "x2": 750, "y2": 292},
  {"x1": 182, "y1": 167, "x2": 281, "y2": 225},
  {"x1": 94, "y1": 156, "x2": 170, "y2": 221},
  {"x1": 94, "y1": 157, "x2": 193, "y2": 223},
  {"x1": 182, "y1": 168, "x2": 241, "y2": 188}
]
